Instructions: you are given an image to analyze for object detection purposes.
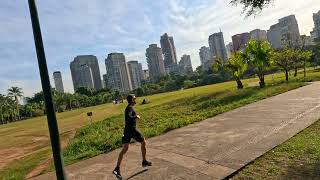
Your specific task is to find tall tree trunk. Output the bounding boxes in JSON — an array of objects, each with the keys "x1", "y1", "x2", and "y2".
[
  {"x1": 285, "y1": 70, "x2": 289, "y2": 81},
  {"x1": 294, "y1": 67, "x2": 298, "y2": 77},
  {"x1": 259, "y1": 74, "x2": 265, "y2": 88},
  {"x1": 235, "y1": 77, "x2": 244, "y2": 89},
  {"x1": 304, "y1": 59, "x2": 306, "y2": 77}
]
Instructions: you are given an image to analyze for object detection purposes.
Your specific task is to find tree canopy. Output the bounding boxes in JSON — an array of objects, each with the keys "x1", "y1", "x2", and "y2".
[{"x1": 231, "y1": 0, "x2": 273, "y2": 16}]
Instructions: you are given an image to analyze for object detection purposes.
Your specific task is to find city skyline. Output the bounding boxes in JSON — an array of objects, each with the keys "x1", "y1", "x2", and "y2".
[{"x1": 1, "y1": 0, "x2": 320, "y2": 96}]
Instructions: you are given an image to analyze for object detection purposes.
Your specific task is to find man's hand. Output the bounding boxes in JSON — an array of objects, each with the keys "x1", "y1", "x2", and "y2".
[{"x1": 136, "y1": 115, "x2": 141, "y2": 119}]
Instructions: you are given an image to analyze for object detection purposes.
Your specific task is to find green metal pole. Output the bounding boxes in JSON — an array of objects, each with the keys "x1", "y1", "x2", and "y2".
[{"x1": 27, "y1": 0, "x2": 66, "y2": 179}]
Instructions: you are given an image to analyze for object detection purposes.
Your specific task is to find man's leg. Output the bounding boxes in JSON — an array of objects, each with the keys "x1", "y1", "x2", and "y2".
[
  {"x1": 141, "y1": 139, "x2": 147, "y2": 161},
  {"x1": 140, "y1": 139, "x2": 152, "y2": 167},
  {"x1": 116, "y1": 143, "x2": 129, "y2": 167}
]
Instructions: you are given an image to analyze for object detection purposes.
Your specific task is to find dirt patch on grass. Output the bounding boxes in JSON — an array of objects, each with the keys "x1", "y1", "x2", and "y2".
[
  {"x1": 0, "y1": 145, "x2": 40, "y2": 170},
  {"x1": 25, "y1": 130, "x2": 76, "y2": 179}
]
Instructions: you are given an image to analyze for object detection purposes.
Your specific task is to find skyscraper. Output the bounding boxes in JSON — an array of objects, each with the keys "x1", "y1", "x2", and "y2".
[
  {"x1": 53, "y1": 71, "x2": 64, "y2": 93},
  {"x1": 267, "y1": 23, "x2": 282, "y2": 49},
  {"x1": 313, "y1": 10, "x2": 320, "y2": 40},
  {"x1": 268, "y1": 15, "x2": 301, "y2": 49},
  {"x1": 199, "y1": 46, "x2": 214, "y2": 71},
  {"x1": 70, "y1": 55, "x2": 102, "y2": 91},
  {"x1": 160, "y1": 33, "x2": 177, "y2": 72},
  {"x1": 278, "y1": 15, "x2": 301, "y2": 47},
  {"x1": 250, "y1": 29, "x2": 267, "y2": 40},
  {"x1": 146, "y1": 44, "x2": 166, "y2": 81},
  {"x1": 208, "y1": 32, "x2": 228, "y2": 61},
  {"x1": 78, "y1": 64, "x2": 94, "y2": 89},
  {"x1": 179, "y1": 55, "x2": 193, "y2": 75},
  {"x1": 226, "y1": 42, "x2": 234, "y2": 59},
  {"x1": 142, "y1": 70, "x2": 150, "y2": 81},
  {"x1": 232, "y1": 32, "x2": 251, "y2": 51},
  {"x1": 105, "y1": 53, "x2": 132, "y2": 92},
  {"x1": 127, "y1": 61, "x2": 143, "y2": 90}
]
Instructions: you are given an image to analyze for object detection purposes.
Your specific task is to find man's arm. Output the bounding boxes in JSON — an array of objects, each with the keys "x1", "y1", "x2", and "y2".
[{"x1": 128, "y1": 108, "x2": 140, "y2": 119}]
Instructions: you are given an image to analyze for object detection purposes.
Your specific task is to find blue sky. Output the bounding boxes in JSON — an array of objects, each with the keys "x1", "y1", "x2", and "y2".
[{"x1": 0, "y1": 0, "x2": 320, "y2": 96}]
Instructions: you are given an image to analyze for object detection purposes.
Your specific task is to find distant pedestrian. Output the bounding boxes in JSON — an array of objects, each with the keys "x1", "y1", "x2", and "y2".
[{"x1": 112, "y1": 94, "x2": 152, "y2": 179}]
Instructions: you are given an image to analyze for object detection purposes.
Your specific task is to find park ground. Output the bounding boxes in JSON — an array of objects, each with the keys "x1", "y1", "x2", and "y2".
[{"x1": 1, "y1": 68, "x2": 320, "y2": 179}]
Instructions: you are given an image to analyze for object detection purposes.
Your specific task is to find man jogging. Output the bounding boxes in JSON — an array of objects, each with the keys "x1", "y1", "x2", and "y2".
[{"x1": 113, "y1": 94, "x2": 152, "y2": 179}]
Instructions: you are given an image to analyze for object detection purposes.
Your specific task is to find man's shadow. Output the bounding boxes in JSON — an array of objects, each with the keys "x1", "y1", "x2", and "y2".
[{"x1": 126, "y1": 169, "x2": 149, "y2": 179}]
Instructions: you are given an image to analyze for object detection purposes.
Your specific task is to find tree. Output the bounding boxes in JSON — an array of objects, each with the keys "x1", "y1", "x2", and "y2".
[
  {"x1": 244, "y1": 40, "x2": 273, "y2": 88},
  {"x1": 183, "y1": 80, "x2": 194, "y2": 89},
  {"x1": 225, "y1": 52, "x2": 248, "y2": 89},
  {"x1": 212, "y1": 57, "x2": 229, "y2": 81},
  {"x1": 272, "y1": 49, "x2": 294, "y2": 81},
  {"x1": 7, "y1": 87, "x2": 23, "y2": 120},
  {"x1": 0, "y1": 94, "x2": 8, "y2": 124},
  {"x1": 230, "y1": 0, "x2": 272, "y2": 16},
  {"x1": 299, "y1": 50, "x2": 312, "y2": 77}
]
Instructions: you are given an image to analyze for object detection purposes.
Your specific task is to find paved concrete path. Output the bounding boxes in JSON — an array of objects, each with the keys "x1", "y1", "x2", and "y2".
[{"x1": 33, "y1": 82, "x2": 320, "y2": 180}]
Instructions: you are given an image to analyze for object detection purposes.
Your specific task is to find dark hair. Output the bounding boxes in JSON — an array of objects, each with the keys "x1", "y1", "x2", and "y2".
[{"x1": 127, "y1": 94, "x2": 136, "y2": 103}]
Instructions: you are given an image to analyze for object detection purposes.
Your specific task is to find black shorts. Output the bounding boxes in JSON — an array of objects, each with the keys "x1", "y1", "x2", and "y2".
[{"x1": 122, "y1": 128, "x2": 144, "y2": 144}]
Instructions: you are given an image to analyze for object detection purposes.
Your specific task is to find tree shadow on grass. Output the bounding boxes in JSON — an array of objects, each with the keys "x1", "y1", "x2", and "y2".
[{"x1": 279, "y1": 159, "x2": 320, "y2": 180}]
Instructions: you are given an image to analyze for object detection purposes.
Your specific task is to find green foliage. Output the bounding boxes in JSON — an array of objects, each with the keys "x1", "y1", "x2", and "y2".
[
  {"x1": 225, "y1": 52, "x2": 248, "y2": 89},
  {"x1": 183, "y1": 80, "x2": 195, "y2": 89},
  {"x1": 273, "y1": 49, "x2": 313, "y2": 81},
  {"x1": 230, "y1": 0, "x2": 272, "y2": 16},
  {"x1": 244, "y1": 40, "x2": 273, "y2": 88}
]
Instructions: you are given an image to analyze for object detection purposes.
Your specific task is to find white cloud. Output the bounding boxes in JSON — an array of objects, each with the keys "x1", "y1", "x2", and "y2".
[{"x1": 1, "y1": 0, "x2": 320, "y2": 96}]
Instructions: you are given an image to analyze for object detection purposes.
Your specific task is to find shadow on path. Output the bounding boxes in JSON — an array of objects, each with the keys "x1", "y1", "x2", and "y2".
[{"x1": 127, "y1": 169, "x2": 148, "y2": 179}]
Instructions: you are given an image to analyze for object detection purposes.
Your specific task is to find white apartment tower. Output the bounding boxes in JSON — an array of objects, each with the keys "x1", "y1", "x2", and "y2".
[
  {"x1": 208, "y1": 32, "x2": 228, "y2": 61},
  {"x1": 105, "y1": 53, "x2": 132, "y2": 92},
  {"x1": 146, "y1": 44, "x2": 166, "y2": 81},
  {"x1": 70, "y1": 55, "x2": 102, "y2": 91},
  {"x1": 199, "y1": 46, "x2": 214, "y2": 71},
  {"x1": 53, "y1": 71, "x2": 64, "y2": 93},
  {"x1": 127, "y1": 61, "x2": 143, "y2": 90}
]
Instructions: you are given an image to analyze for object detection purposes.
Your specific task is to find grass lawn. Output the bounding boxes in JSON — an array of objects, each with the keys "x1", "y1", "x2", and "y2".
[
  {"x1": 230, "y1": 119, "x2": 320, "y2": 180},
  {"x1": 1, "y1": 68, "x2": 320, "y2": 179}
]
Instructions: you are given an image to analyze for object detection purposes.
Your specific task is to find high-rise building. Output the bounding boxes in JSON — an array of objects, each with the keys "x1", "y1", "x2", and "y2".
[
  {"x1": 160, "y1": 33, "x2": 177, "y2": 72},
  {"x1": 105, "y1": 53, "x2": 132, "y2": 92},
  {"x1": 78, "y1": 64, "x2": 94, "y2": 89},
  {"x1": 179, "y1": 55, "x2": 193, "y2": 75},
  {"x1": 208, "y1": 32, "x2": 228, "y2": 61},
  {"x1": 199, "y1": 46, "x2": 214, "y2": 71},
  {"x1": 146, "y1": 44, "x2": 166, "y2": 81},
  {"x1": 300, "y1": 35, "x2": 314, "y2": 46},
  {"x1": 70, "y1": 55, "x2": 102, "y2": 91},
  {"x1": 279, "y1": 15, "x2": 301, "y2": 47},
  {"x1": 127, "y1": 61, "x2": 143, "y2": 90},
  {"x1": 313, "y1": 10, "x2": 320, "y2": 40},
  {"x1": 311, "y1": 29, "x2": 316, "y2": 42},
  {"x1": 102, "y1": 74, "x2": 108, "y2": 89},
  {"x1": 267, "y1": 23, "x2": 282, "y2": 49},
  {"x1": 268, "y1": 15, "x2": 301, "y2": 49},
  {"x1": 142, "y1": 69, "x2": 150, "y2": 80},
  {"x1": 53, "y1": 71, "x2": 64, "y2": 93},
  {"x1": 250, "y1": 29, "x2": 267, "y2": 40},
  {"x1": 226, "y1": 42, "x2": 234, "y2": 59},
  {"x1": 232, "y1": 32, "x2": 251, "y2": 51}
]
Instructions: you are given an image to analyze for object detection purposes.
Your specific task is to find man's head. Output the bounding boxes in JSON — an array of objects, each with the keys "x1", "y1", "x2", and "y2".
[{"x1": 127, "y1": 94, "x2": 136, "y2": 105}]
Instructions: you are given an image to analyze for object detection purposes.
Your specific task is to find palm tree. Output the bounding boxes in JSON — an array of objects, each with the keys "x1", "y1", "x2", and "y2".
[
  {"x1": 7, "y1": 87, "x2": 23, "y2": 120},
  {"x1": 225, "y1": 52, "x2": 248, "y2": 89},
  {"x1": 0, "y1": 94, "x2": 7, "y2": 124},
  {"x1": 243, "y1": 40, "x2": 273, "y2": 88}
]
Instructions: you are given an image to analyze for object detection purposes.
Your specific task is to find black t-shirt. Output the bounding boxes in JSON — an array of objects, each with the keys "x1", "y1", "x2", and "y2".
[{"x1": 124, "y1": 105, "x2": 137, "y2": 129}]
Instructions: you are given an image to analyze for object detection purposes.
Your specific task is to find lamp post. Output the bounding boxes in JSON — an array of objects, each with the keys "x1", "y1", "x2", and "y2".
[{"x1": 27, "y1": 0, "x2": 66, "y2": 179}]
